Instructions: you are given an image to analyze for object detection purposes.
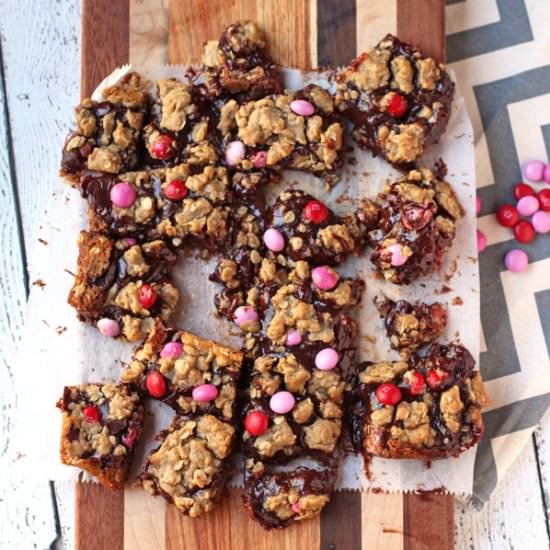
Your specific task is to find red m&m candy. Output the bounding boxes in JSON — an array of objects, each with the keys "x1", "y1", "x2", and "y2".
[
  {"x1": 146, "y1": 371, "x2": 167, "y2": 398},
  {"x1": 245, "y1": 410, "x2": 269, "y2": 436},
  {"x1": 408, "y1": 372, "x2": 425, "y2": 395},
  {"x1": 513, "y1": 220, "x2": 535, "y2": 243},
  {"x1": 164, "y1": 179, "x2": 188, "y2": 200},
  {"x1": 83, "y1": 406, "x2": 101, "y2": 423},
  {"x1": 304, "y1": 200, "x2": 329, "y2": 224},
  {"x1": 539, "y1": 189, "x2": 550, "y2": 212},
  {"x1": 376, "y1": 383, "x2": 402, "y2": 405},
  {"x1": 514, "y1": 183, "x2": 535, "y2": 201},
  {"x1": 387, "y1": 94, "x2": 408, "y2": 118},
  {"x1": 496, "y1": 204, "x2": 519, "y2": 227},
  {"x1": 138, "y1": 284, "x2": 157, "y2": 309},
  {"x1": 151, "y1": 135, "x2": 174, "y2": 160}
]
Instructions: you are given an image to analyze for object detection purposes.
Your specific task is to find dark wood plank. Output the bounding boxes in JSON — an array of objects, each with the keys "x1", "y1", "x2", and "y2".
[
  {"x1": 75, "y1": 483, "x2": 125, "y2": 550},
  {"x1": 397, "y1": 0, "x2": 446, "y2": 62},
  {"x1": 81, "y1": 0, "x2": 130, "y2": 98},
  {"x1": 403, "y1": 493, "x2": 454, "y2": 550},
  {"x1": 397, "y1": 2, "x2": 453, "y2": 548},
  {"x1": 320, "y1": 492, "x2": 362, "y2": 550},
  {"x1": 317, "y1": 0, "x2": 357, "y2": 67}
]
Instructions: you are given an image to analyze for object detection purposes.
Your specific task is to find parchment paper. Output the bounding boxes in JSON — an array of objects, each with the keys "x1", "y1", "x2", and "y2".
[{"x1": 12, "y1": 65, "x2": 478, "y2": 494}]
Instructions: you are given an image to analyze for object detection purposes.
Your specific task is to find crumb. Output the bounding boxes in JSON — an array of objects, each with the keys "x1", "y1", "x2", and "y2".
[
  {"x1": 452, "y1": 297, "x2": 463, "y2": 306},
  {"x1": 38, "y1": 238, "x2": 48, "y2": 246},
  {"x1": 56, "y1": 326, "x2": 67, "y2": 335},
  {"x1": 32, "y1": 279, "x2": 46, "y2": 288}
]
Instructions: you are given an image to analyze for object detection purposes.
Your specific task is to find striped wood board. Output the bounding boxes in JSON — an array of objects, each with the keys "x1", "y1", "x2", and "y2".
[{"x1": 76, "y1": 1, "x2": 453, "y2": 549}]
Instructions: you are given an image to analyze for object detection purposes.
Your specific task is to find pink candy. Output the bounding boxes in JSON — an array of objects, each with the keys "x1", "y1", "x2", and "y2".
[
  {"x1": 192, "y1": 384, "x2": 218, "y2": 402},
  {"x1": 523, "y1": 160, "x2": 545, "y2": 182},
  {"x1": 160, "y1": 341, "x2": 184, "y2": 359},
  {"x1": 387, "y1": 243, "x2": 408, "y2": 266},
  {"x1": 251, "y1": 151, "x2": 268, "y2": 168},
  {"x1": 291, "y1": 502, "x2": 300, "y2": 514},
  {"x1": 311, "y1": 266, "x2": 338, "y2": 290},
  {"x1": 290, "y1": 99, "x2": 315, "y2": 117},
  {"x1": 225, "y1": 141, "x2": 245, "y2": 166},
  {"x1": 125, "y1": 237, "x2": 137, "y2": 247},
  {"x1": 97, "y1": 318, "x2": 120, "y2": 337},
  {"x1": 315, "y1": 348, "x2": 339, "y2": 371},
  {"x1": 476, "y1": 196, "x2": 481, "y2": 215},
  {"x1": 285, "y1": 330, "x2": 302, "y2": 347},
  {"x1": 517, "y1": 195, "x2": 540, "y2": 217},
  {"x1": 269, "y1": 391, "x2": 295, "y2": 414},
  {"x1": 477, "y1": 229, "x2": 487, "y2": 253},
  {"x1": 110, "y1": 181, "x2": 137, "y2": 208},
  {"x1": 233, "y1": 305, "x2": 259, "y2": 327},
  {"x1": 263, "y1": 228, "x2": 285, "y2": 252},
  {"x1": 532, "y1": 210, "x2": 550, "y2": 234},
  {"x1": 504, "y1": 249, "x2": 528, "y2": 272},
  {"x1": 544, "y1": 164, "x2": 550, "y2": 185}
]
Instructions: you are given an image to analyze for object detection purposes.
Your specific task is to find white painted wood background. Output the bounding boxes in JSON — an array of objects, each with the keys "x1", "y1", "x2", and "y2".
[{"x1": 0, "y1": 1, "x2": 549, "y2": 549}]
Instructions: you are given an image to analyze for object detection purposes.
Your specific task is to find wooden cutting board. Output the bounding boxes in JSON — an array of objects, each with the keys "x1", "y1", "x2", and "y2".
[{"x1": 76, "y1": 1, "x2": 452, "y2": 549}]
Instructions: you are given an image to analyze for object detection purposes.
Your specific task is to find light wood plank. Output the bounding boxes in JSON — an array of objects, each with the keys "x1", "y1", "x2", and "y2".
[
  {"x1": 129, "y1": 0, "x2": 169, "y2": 66},
  {"x1": 356, "y1": 0, "x2": 397, "y2": 53},
  {"x1": 362, "y1": 492, "x2": 404, "y2": 550},
  {"x1": 124, "y1": 487, "x2": 166, "y2": 550}
]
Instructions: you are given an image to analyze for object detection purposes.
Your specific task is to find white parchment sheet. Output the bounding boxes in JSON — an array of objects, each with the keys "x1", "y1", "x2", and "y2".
[{"x1": 12, "y1": 65, "x2": 478, "y2": 494}]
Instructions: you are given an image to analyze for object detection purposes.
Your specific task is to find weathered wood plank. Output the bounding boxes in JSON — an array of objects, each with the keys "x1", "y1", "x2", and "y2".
[{"x1": 533, "y1": 411, "x2": 550, "y2": 538}]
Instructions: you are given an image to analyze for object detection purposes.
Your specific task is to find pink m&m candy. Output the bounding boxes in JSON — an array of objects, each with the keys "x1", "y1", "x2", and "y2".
[
  {"x1": 251, "y1": 151, "x2": 268, "y2": 168},
  {"x1": 269, "y1": 391, "x2": 296, "y2": 414},
  {"x1": 286, "y1": 330, "x2": 302, "y2": 346},
  {"x1": 523, "y1": 160, "x2": 545, "y2": 182},
  {"x1": 532, "y1": 210, "x2": 550, "y2": 234},
  {"x1": 315, "y1": 348, "x2": 339, "y2": 371},
  {"x1": 504, "y1": 249, "x2": 528, "y2": 272},
  {"x1": 477, "y1": 229, "x2": 487, "y2": 253},
  {"x1": 263, "y1": 228, "x2": 285, "y2": 252},
  {"x1": 125, "y1": 237, "x2": 137, "y2": 247},
  {"x1": 233, "y1": 305, "x2": 259, "y2": 327},
  {"x1": 110, "y1": 181, "x2": 136, "y2": 208},
  {"x1": 516, "y1": 195, "x2": 540, "y2": 217},
  {"x1": 476, "y1": 196, "x2": 481, "y2": 215},
  {"x1": 225, "y1": 141, "x2": 245, "y2": 166},
  {"x1": 290, "y1": 99, "x2": 315, "y2": 116},
  {"x1": 544, "y1": 164, "x2": 550, "y2": 184},
  {"x1": 312, "y1": 266, "x2": 338, "y2": 290},
  {"x1": 387, "y1": 243, "x2": 408, "y2": 266},
  {"x1": 291, "y1": 502, "x2": 300, "y2": 514},
  {"x1": 160, "y1": 341, "x2": 183, "y2": 359},
  {"x1": 192, "y1": 384, "x2": 218, "y2": 402},
  {"x1": 97, "y1": 318, "x2": 120, "y2": 337}
]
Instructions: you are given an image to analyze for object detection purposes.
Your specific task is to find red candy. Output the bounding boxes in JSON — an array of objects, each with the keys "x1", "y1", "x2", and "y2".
[
  {"x1": 387, "y1": 93, "x2": 408, "y2": 118},
  {"x1": 164, "y1": 179, "x2": 188, "y2": 200},
  {"x1": 539, "y1": 189, "x2": 550, "y2": 212},
  {"x1": 122, "y1": 429, "x2": 138, "y2": 448},
  {"x1": 376, "y1": 383, "x2": 402, "y2": 405},
  {"x1": 303, "y1": 200, "x2": 329, "y2": 224},
  {"x1": 496, "y1": 204, "x2": 519, "y2": 228},
  {"x1": 146, "y1": 371, "x2": 167, "y2": 398},
  {"x1": 138, "y1": 284, "x2": 157, "y2": 309},
  {"x1": 151, "y1": 135, "x2": 174, "y2": 160},
  {"x1": 408, "y1": 372, "x2": 425, "y2": 396},
  {"x1": 514, "y1": 183, "x2": 535, "y2": 201},
  {"x1": 514, "y1": 220, "x2": 535, "y2": 243},
  {"x1": 83, "y1": 406, "x2": 101, "y2": 423},
  {"x1": 244, "y1": 410, "x2": 269, "y2": 436},
  {"x1": 427, "y1": 369, "x2": 446, "y2": 388}
]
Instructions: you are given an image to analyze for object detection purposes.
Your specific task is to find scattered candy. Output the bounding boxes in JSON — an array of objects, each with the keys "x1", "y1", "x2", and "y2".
[
  {"x1": 303, "y1": 200, "x2": 329, "y2": 224},
  {"x1": 245, "y1": 410, "x2": 269, "y2": 436},
  {"x1": 476, "y1": 196, "x2": 481, "y2": 215},
  {"x1": 315, "y1": 348, "x2": 339, "y2": 371},
  {"x1": 504, "y1": 249, "x2": 529, "y2": 272},
  {"x1": 387, "y1": 243, "x2": 408, "y2": 266},
  {"x1": 146, "y1": 371, "x2": 167, "y2": 397},
  {"x1": 523, "y1": 159, "x2": 545, "y2": 182},
  {"x1": 311, "y1": 266, "x2": 338, "y2": 290},
  {"x1": 122, "y1": 429, "x2": 138, "y2": 448},
  {"x1": 110, "y1": 181, "x2": 136, "y2": 208},
  {"x1": 285, "y1": 330, "x2": 302, "y2": 347},
  {"x1": 164, "y1": 179, "x2": 188, "y2": 200},
  {"x1": 539, "y1": 189, "x2": 550, "y2": 211},
  {"x1": 160, "y1": 341, "x2": 184, "y2": 359},
  {"x1": 376, "y1": 383, "x2": 402, "y2": 405},
  {"x1": 516, "y1": 195, "x2": 540, "y2": 217},
  {"x1": 408, "y1": 372, "x2": 425, "y2": 396},
  {"x1": 513, "y1": 220, "x2": 535, "y2": 243},
  {"x1": 225, "y1": 140, "x2": 246, "y2": 165},
  {"x1": 251, "y1": 151, "x2": 268, "y2": 168},
  {"x1": 125, "y1": 237, "x2": 137, "y2": 247},
  {"x1": 192, "y1": 383, "x2": 219, "y2": 402},
  {"x1": 477, "y1": 229, "x2": 487, "y2": 253},
  {"x1": 233, "y1": 305, "x2": 259, "y2": 327},
  {"x1": 151, "y1": 135, "x2": 174, "y2": 160},
  {"x1": 496, "y1": 204, "x2": 519, "y2": 227},
  {"x1": 270, "y1": 391, "x2": 296, "y2": 414},
  {"x1": 97, "y1": 318, "x2": 120, "y2": 337},
  {"x1": 263, "y1": 228, "x2": 285, "y2": 252},
  {"x1": 386, "y1": 93, "x2": 408, "y2": 118},
  {"x1": 290, "y1": 99, "x2": 315, "y2": 116},
  {"x1": 544, "y1": 164, "x2": 550, "y2": 185},
  {"x1": 138, "y1": 284, "x2": 158, "y2": 309},
  {"x1": 83, "y1": 406, "x2": 101, "y2": 423},
  {"x1": 532, "y1": 211, "x2": 550, "y2": 234},
  {"x1": 514, "y1": 183, "x2": 535, "y2": 200}
]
